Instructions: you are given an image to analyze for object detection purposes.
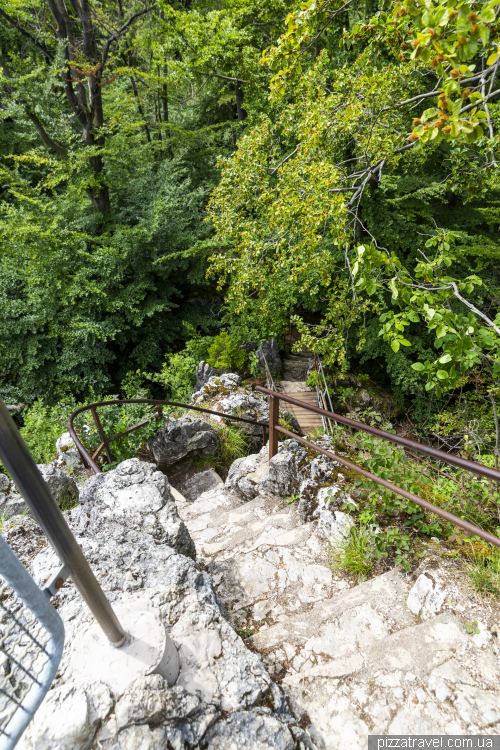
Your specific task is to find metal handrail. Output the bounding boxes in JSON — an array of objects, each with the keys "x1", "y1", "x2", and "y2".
[
  {"x1": 68, "y1": 397, "x2": 274, "y2": 475},
  {"x1": 0, "y1": 398, "x2": 126, "y2": 646},
  {"x1": 257, "y1": 386, "x2": 500, "y2": 482},
  {"x1": 66, "y1": 386, "x2": 500, "y2": 548},
  {"x1": 257, "y1": 385, "x2": 500, "y2": 549}
]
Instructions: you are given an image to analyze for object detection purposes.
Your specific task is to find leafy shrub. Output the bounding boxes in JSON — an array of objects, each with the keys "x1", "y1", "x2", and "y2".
[
  {"x1": 78, "y1": 399, "x2": 160, "y2": 471},
  {"x1": 21, "y1": 399, "x2": 79, "y2": 465},
  {"x1": 144, "y1": 328, "x2": 214, "y2": 404},
  {"x1": 249, "y1": 352, "x2": 261, "y2": 377},
  {"x1": 207, "y1": 332, "x2": 247, "y2": 371},
  {"x1": 20, "y1": 394, "x2": 160, "y2": 471}
]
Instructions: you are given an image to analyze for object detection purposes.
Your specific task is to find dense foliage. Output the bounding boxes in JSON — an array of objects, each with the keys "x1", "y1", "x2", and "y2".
[
  {"x1": 0, "y1": 0, "x2": 291, "y2": 404},
  {"x1": 207, "y1": 0, "x2": 500, "y2": 449},
  {"x1": 2, "y1": 0, "x2": 500, "y2": 456}
]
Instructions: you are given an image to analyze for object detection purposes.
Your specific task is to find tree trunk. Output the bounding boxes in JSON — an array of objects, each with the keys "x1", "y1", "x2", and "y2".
[{"x1": 235, "y1": 82, "x2": 247, "y2": 134}]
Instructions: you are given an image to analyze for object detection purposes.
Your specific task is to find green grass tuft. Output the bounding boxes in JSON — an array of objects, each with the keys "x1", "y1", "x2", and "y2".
[{"x1": 327, "y1": 524, "x2": 375, "y2": 582}]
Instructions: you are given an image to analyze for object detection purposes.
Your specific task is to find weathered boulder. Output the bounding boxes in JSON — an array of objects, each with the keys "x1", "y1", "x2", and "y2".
[
  {"x1": 21, "y1": 456, "x2": 308, "y2": 750},
  {"x1": 195, "y1": 361, "x2": 222, "y2": 392},
  {"x1": 255, "y1": 338, "x2": 282, "y2": 376},
  {"x1": 224, "y1": 436, "x2": 351, "y2": 526},
  {"x1": 148, "y1": 416, "x2": 218, "y2": 473},
  {"x1": 201, "y1": 709, "x2": 296, "y2": 750},
  {"x1": 37, "y1": 464, "x2": 79, "y2": 507},
  {"x1": 226, "y1": 448, "x2": 269, "y2": 501},
  {"x1": 0, "y1": 465, "x2": 79, "y2": 519},
  {"x1": 191, "y1": 372, "x2": 242, "y2": 404},
  {"x1": 175, "y1": 468, "x2": 224, "y2": 503},
  {"x1": 77, "y1": 458, "x2": 195, "y2": 560},
  {"x1": 407, "y1": 571, "x2": 445, "y2": 620},
  {"x1": 192, "y1": 374, "x2": 300, "y2": 452},
  {"x1": 53, "y1": 432, "x2": 84, "y2": 470}
]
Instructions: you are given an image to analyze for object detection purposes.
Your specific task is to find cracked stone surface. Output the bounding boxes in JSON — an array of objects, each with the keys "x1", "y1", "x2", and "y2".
[
  {"x1": 190, "y1": 373, "x2": 300, "y2": 451},
  {"x1": 21, "y1": 458, "x2": 308, "y2": 750},
  {"x1": 175, "y1": 457, "x2": 500, "y2": 748},
  {"x1": 16, "y1": 445, "x2": 500, "y2": 749}
]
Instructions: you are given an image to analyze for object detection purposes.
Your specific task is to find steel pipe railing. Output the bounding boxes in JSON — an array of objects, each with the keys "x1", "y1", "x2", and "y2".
[
  {"x1": 256, "y1": 385, "x2": 500, "y2": 484},
  {"x1": 68, "y1": 398, "x2": 271, "y2": 475},
  {"x1": 256, "y1": 385, "x2": 500, "y2": 548},
  {"x1": 0, "y1": 398, "x2": 126, "y2": 646}
]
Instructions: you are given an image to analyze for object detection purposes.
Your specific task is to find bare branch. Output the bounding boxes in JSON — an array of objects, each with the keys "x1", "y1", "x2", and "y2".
[{"x1": 25, "y1": 110, "x2": 68, "y2": 159}]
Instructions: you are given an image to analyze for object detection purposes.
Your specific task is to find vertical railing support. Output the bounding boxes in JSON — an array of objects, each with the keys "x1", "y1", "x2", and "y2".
[
  {"x1": 0, "y1": 398, "x2": 126, "y2": 647},
  {"x1": 269, "y1": 395, "x2": 279, "y2": 460},
  {"x1": 90, "y1": 406, "x2": 113, "y2": 464}
]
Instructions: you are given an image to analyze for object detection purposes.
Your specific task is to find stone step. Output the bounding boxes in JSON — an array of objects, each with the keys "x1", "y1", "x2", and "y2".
[{"x1": 177, "y1": 487, "x2": 335, "y2": 621}]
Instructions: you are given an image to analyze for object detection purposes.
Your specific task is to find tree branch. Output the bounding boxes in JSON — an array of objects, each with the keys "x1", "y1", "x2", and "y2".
[
  {"x1": 25, "y1": 109, "x2": 68, "y2": 159},
  {"x1": 200, "y1": 71, "x2": 248, "y2": 84},
  {"x1": 101, "y1": 5, "x2": 156, "y2": 68},
  {"x1": 0, "y1": 9, "x2": 53, "y2": 63}
]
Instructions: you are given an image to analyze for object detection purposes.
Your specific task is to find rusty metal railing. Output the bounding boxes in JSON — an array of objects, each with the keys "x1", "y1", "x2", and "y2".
[
  {"x1": 68, "y1": 387, "x2": 500, "y2": 549},
  {"x1": 68, "y1": 398, "x2": 273, "y2": 475},
  {"x1": 257, "y1": 385, "x2": 500, "y2": 548}
]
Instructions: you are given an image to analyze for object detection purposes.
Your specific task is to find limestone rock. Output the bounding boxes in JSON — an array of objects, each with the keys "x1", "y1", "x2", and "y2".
[
  {"x1": 201, "y1": 710, "x2": 295, "y2": 750},
  {"x1": 255, "y1": 338, "x2": 282, "y2": 376},
  {"x1": 18, "y1": 682, "x2": 113, "y2": 750},
  {"x1": 225, "y1": 449, "x2": 269, "y2": 500},
  {"x1": 407, "y1": 572, "x2": 445, "y2": 620},
  {"x1": 53, "y1": 432, "x2": 84, "y2": 470},
  {"x1": 191, "y1": 374, "x2": 299, "y2": 451},
  {"x1": 318, "y1": 509, "x2": 354, "y2": 545},
  {"x1": 175, "y1": 468, "x2": 223, "y2": 503},
  {"x1": 0, "y1": 464, "x2": 78, "y2": 519},
  {"x1": 148, "y1": 416, "x2": 218, "y2": 472},
  {"x1": 36, "y1": 464, "x2": 79, "y2": 507},
  {"x1": 78, "y1": 458, "x2": 195, "y2": 560},
  {"x1": 195, "y1": 361, "x2": 222, "y2": 392}
]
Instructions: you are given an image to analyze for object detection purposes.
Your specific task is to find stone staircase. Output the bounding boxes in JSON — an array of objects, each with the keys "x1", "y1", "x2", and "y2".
[
  {"x1": 175, "y1": 475, "x2": 500, "y2": 747},
  {"x1": 279, "y1": 353, "x2": 323, "y2": 435}
]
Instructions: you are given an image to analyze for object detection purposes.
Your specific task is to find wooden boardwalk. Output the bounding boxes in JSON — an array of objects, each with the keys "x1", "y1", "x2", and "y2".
[{"x1": 279, "y1": 353, "x2": 323, "y2": 435}]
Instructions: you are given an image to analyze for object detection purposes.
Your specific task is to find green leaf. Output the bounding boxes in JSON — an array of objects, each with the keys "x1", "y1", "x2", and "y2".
[
  {"x1": 391, "y1": 340, "x2": 400, "y2": 353},
  {"x1": 436, "y1": 369, "x2": 448, "y2": 380},
  {"x1": 439, "y1": 353, "x2": 452, "y2": 363},
  {"x1": 411, "y1": 362, "x2": 425, "y2": 371}
]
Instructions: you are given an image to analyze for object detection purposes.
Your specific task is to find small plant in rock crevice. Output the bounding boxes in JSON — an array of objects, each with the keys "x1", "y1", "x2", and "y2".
[{"x1": 328, "y1": 525, "x2": 376, "y2": 582}]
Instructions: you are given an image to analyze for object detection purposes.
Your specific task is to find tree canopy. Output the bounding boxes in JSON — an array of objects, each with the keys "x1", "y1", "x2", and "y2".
[{"x1": 2, "y1": 0, "x2": 500, "y2": 450}]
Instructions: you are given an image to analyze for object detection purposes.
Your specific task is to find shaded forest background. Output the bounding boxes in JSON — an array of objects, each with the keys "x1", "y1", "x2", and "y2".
[{"x1": 2, "y1": 0, "x2": 500, "y2": 455}]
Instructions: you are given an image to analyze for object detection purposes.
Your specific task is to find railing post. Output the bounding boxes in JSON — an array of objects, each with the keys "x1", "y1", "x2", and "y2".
[
  {"x1": 269, "y1": 395, "x2": 279, "y2": 460},
  {"x1": 0, "y1": 398, "x2": 126, "y2": 647},
  {"x1": 91, "y1": 406, "x2": 113, "y2": 464}
]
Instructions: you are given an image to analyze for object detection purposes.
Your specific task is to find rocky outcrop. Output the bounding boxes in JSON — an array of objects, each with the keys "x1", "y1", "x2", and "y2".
[
  {"x1": 148, "y1": 416, "x2": 218, "y2": 473},
  {"x1": 0, "y1": 465, "x2": 78, "y2": 519},
  {"x1": 22, "y1": 458, "x2": 311, "y2": 750},
  {"x1": 191, "y1": 374, "x2": 300, "y2": 452},
  {"x1": 53, "y1": 432, "x2": 84, "y2": 470},
  {"x1": 224, "y1": 437, "x2": 352, "y2": 530},
  {"x1": 194, "y1": 361, "x2": 222, "y2": 392},
  {"x1": 255, "y1": 339, "x2": 282, "y2": 376},
  {"x1": 175, "y1": 461, "x2": 500, "y2": 748},
  {"x1": 77, "y1": 458, "x2": 195, "y2": 560}
]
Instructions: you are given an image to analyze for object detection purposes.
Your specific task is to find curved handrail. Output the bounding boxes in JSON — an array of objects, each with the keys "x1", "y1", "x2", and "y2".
[{"x1": 67, "y1": 397, "x2": 274, "y2": 475}]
